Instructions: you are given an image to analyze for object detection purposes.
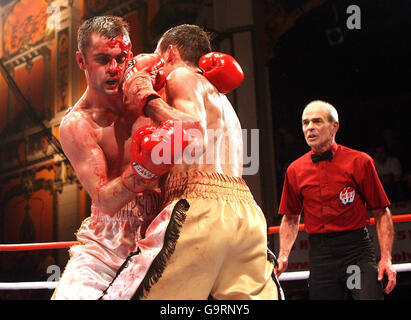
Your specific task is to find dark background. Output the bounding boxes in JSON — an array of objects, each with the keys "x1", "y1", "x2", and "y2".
[{"x1": 269, "y1": 0, "x2": 410, "y2": 172}]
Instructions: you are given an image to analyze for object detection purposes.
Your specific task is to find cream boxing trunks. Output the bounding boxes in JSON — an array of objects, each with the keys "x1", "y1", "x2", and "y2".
[{"x1": 100, "y1": 171, "x2": 283, "y2": 300}]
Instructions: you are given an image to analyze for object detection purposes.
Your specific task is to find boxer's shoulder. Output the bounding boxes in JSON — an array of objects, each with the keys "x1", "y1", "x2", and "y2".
[
  {"x1": 60, "y1": 104, "x2": 100, "y2": 143},
  {"x1": 167, "y1": 66, "x2": 202, "y2": 84},
  {"x1": 167, "y1": 66, "x2": 215, "y2": 102},
  {"x1": 60, "y1": 105, "x2": 80, "y2": 127},
  {"x1": 61, "y1": 104, "x2": 87, "y2": 126}
]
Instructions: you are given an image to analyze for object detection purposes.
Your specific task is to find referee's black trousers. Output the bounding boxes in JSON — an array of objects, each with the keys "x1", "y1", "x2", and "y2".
[{"x1": 308, "y1": 227, "x2": 384, "y2": 300}]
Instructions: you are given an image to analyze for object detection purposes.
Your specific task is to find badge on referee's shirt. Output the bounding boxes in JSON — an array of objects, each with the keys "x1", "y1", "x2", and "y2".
[{"x1": 339, "y1": 186, "x2": 355, "y2": 205}]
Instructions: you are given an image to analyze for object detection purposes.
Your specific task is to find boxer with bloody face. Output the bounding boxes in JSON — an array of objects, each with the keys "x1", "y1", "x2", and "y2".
[{"x1": 53, "y1": 16, "x2": 163, "y2": 300}]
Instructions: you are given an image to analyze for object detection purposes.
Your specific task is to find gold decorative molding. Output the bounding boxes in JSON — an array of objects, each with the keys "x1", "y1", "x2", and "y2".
[
  {"x1": 3, "y1": 0, "x2": 51, "y2": 58},
  {"x1": 3, "y1": 43, "x2": 52, "y2": 71}
]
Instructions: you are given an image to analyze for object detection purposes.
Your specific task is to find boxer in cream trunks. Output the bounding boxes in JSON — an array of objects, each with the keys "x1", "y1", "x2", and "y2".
[{"x1": 54, "y1": 17, "x2": 282, "y2": 300}]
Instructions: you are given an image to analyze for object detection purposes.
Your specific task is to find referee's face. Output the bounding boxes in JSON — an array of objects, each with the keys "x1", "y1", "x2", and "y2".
[{"x1": 302, "y1": 104, "x2": 339, "y2": 153}]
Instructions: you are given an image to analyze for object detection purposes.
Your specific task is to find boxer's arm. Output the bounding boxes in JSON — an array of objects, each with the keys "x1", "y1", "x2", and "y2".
[
  {"x1": 145, "y1": 69, "x2": 205, "y2": 126},
  {"x1": 59, "y1": 114, "x2": 151, "y2": 216},
  {"x1": 144, "y1": 68, "x2": 207, "y2": 151}
]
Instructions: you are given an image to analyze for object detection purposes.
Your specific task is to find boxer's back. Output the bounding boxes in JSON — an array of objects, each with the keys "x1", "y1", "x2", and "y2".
[{"x1": 169, "y1": 70, "x2": 243, "y2": 177}]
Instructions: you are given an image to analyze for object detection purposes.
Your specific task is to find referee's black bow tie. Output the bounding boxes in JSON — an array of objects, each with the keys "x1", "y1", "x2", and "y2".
[{"x1": 311, "y1": 150, "x2": 333, "y2": 163}]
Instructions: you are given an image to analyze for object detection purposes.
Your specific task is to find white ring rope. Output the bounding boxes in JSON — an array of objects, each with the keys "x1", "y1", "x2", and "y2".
[
  {"x1": 0, "y1": 281, "x2": 57, "y2": 290},
  {"x1": 1, "y1": 263, "x2": 410, "y2": 290},
  {"x1": 279, "y1": 270, "x2": 310, "y2": 281},
  {"x1": 279, "y1": 262, "x2": 411, "y2": 281}
]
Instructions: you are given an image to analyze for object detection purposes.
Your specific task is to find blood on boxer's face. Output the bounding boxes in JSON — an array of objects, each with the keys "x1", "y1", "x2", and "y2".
[
  {"x1": 82, "y1": 33, "x2": 132, "y2": 96},
  {"x1": 107, "y1": 35, "x2": 131, "y2": 52}
]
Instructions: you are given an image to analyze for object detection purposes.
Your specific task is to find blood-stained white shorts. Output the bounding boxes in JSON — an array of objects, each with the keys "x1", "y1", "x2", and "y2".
[{"x1": 52, "y1": 190, "x2": 161, "y2": 300}]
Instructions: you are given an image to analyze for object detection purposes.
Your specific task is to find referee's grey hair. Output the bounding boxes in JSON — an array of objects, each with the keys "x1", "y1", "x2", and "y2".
[{"x1": 304, "y1": 100, "x2": 339, "y2": 123}]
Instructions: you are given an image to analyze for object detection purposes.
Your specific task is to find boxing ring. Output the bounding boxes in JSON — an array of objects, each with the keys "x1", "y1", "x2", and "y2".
[{"x1": 1, "y1": 214, "x2": 411, "y2": 291}]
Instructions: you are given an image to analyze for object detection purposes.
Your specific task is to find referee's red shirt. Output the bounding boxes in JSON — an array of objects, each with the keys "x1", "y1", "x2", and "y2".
[{"x1": 278, "y1": 143, "x2": 390, "y2": 234}]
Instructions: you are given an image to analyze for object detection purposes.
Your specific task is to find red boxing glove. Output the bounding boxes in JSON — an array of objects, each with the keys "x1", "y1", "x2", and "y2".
[
  {"x1": 199, "y1": 52, "x2": 244, "y2": 94},
  {"x1": 124, "y1": 53, "x2": 166, "y2": 90},
  {"x1": 122, "y1": 53, "x2": 166, "y2": 115},
  {"x1": 128, "y1": 120, "x2": 189, "y2": 181}
]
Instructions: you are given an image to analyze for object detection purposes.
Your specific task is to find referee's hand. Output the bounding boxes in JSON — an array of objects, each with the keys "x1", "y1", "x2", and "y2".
[
  {"x1": 378, "y1": 258, "x2": 397, "y2": 294},
  {"x1": 275, "y1": 255, "x2": 288, "y2": 277}
]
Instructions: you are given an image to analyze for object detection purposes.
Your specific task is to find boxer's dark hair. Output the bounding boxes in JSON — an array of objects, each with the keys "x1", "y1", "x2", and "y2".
[
  {"x1": 77, "y1": 16, "x2": 130, "y2": 56},
  {"x1": 158, "y1": 24, "x2": 212, "y2": 66}
]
